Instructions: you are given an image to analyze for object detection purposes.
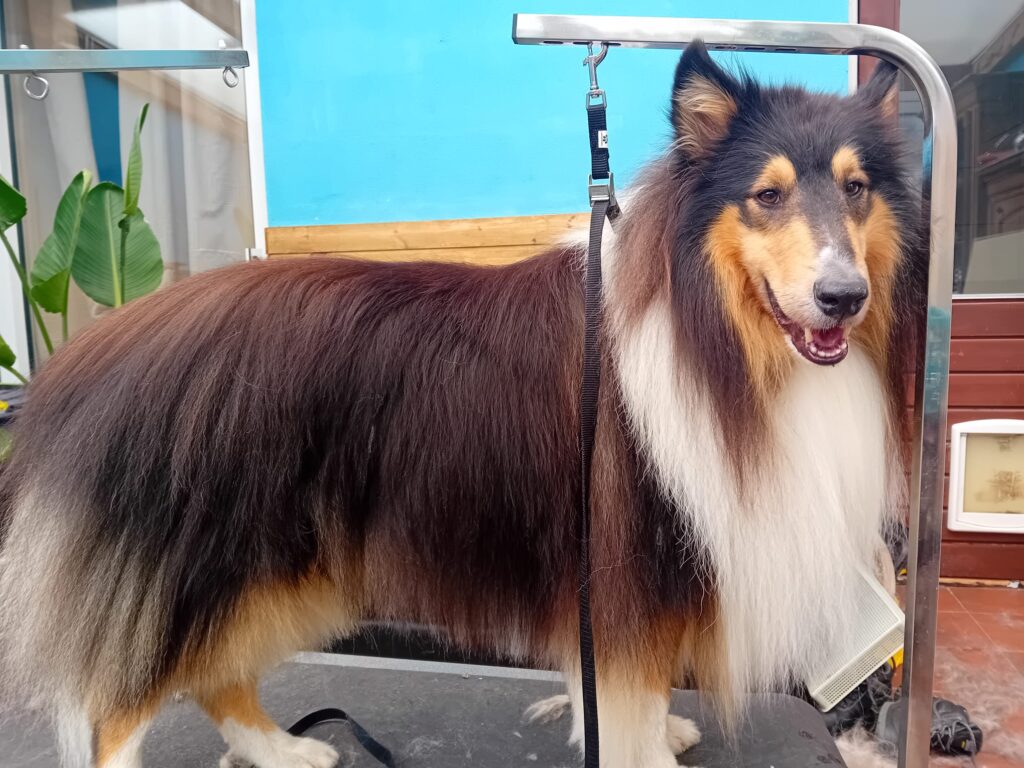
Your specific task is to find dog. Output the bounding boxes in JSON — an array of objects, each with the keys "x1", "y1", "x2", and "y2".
[{"x1": 0, "y1": 43, "x2": 921, "y2": 768}]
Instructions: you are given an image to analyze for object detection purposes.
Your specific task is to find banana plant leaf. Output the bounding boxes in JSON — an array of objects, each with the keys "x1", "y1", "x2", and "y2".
[{"x1": 71, "y1": 182, "x2": 162, "y2": 307}]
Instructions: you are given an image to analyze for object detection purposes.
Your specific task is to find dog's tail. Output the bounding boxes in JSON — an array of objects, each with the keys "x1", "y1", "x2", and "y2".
[
  {"x1": 0, "y1": 263, "x2": 340, "y2": 766},
  {"x1": 0, "y1": 419, "x2": 181, "y2": 768}
]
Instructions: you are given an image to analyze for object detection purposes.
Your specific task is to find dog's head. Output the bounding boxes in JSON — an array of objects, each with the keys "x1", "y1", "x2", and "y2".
[{"x1": 671, "y1": 43, "x2": 908, "y2": 368}]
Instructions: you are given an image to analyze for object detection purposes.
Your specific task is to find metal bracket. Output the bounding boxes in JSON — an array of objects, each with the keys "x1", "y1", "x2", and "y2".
[{"x1": 514, "y1": 15, "x2": 956, "y2": 768}]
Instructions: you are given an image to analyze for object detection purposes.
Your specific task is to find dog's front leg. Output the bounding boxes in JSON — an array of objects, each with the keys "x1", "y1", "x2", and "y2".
[{"x1": 561, "y1": 664, "x2": 696, "y2": 768}]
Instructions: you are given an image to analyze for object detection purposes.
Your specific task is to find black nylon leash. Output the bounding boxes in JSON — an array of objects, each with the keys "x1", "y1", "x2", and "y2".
[
  {"x1": 579, "y1": 42, "x2": 619, "y2": 768},
  {"x1": 288, "y1": 707, "x2": 396, "y2": 766},
  {"x1": 287, "y1": 46, "x2": 619, "y2": 768}
]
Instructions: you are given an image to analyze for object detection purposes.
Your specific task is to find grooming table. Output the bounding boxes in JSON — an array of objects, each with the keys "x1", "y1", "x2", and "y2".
[{"x1": 2, "y1": 652, "x2": 845, "y2": 767}]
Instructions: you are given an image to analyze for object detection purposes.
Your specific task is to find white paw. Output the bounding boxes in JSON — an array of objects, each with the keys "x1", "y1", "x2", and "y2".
[
  {"x1": 282, "y1": 735, "x2": 339, "y2": 768},
  {"x1": 666, "y1": 714, "x2": 701, "y2": 754},
  {"x1": 218, "y1": 752, "x2": 251, "y2": 768},
  {"x1": 218, "y1": 729, "x2": 339, "y2": 768},
  {"x1": 524, "y1": 694, "x2": 571, "y2": 724}
]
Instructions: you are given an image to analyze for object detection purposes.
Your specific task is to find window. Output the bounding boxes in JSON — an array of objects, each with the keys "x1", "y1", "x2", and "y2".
[{"x1": 899, "y1": 0, "x2": 1024, "y2": 296}]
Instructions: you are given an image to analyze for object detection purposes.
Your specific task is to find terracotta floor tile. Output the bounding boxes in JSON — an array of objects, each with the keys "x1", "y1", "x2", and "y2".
[
  {"x1": 950, "y1": 587, "x2": 1024, "y2": 615},
  {"x1": 937, "y1": 612, "x2": 996, "y2": 650},
  {"x1": 971, "y1": 755, "x2": 1024, "y2": 768},
  {"x1": 917, "y1": 595, "x2": 1024, "y2": 768},
  {"x1": 970, "y1": 612, "x2": 1024, "y2": 653},
  {"x1": 1005, "y1": 652, "x2": 1024, "y2": 676},
  {"x1": 940, "y1": 587, "x2": 968, "y2": 613},
  {"x1": 1000, "y1": 707, "x2": 1024, "y2": 738},
  {"x1": 937, "y1": 646, "x2": 1007, "y2": 677}
]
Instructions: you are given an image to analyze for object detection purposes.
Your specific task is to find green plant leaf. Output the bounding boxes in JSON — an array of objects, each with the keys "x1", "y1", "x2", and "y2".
[
  {"x1": 0, "y1": 333, "x2": 15, "y2": 368},
  {"x1": 72, "y1": 183, "x2": 162, "y2": 307},
  {"x1": 0, "y1": 174, "x2": 27, "y2": 230},
  {"x1": 0, "y1": 428, "x2": 12, "y2": 461},
  {"x1": 122, "y1": 103, "x2": 149, "y2": 218},
  {"x1": 30, "y1": 170, "x2": 92, "y2": 314}
]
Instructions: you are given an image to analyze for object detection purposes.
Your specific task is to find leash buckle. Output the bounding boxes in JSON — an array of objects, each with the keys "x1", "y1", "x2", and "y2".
[
  {"x1": 588, "y1": 173, "x2": 619, "y2": 220},
  {"x1": 587, "y1": 173, "x2": 615, "y2": 206}
]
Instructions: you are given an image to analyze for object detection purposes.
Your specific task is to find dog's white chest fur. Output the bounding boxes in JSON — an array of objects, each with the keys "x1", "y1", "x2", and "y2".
[{"x1": 616, "y1": 301, "x2": 894, "y2": 697}]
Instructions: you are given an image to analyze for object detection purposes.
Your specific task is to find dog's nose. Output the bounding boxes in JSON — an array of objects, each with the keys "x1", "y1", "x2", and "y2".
[{"x1": 813, "y1": 276, "x2": 868, "y2": 319}]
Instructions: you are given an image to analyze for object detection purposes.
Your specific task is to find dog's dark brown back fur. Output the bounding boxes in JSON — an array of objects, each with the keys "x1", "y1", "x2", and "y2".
[{"x1": 1, "y1": 250, "x2": 708, "y2": 714}]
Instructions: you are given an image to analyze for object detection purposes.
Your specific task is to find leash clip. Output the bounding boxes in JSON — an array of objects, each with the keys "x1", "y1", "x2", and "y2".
[{"x1": 583, "y1": 42, "x2": 609, "y2": 108}]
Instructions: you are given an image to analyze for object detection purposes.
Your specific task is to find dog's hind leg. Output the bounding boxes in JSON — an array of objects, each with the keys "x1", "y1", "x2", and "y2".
[
  {"x1": 187, "y1": 574, "x2": 357, "y2": 767},
  {"x1": 198, "y1": 681, "x2": 339, "y2": 768},
  {"x1": 93, "y1": 697, "x2": 162, "y2": 768}
]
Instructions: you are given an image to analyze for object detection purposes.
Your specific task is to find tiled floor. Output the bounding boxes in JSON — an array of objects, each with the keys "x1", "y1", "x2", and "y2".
[{"x1": 928, "y1": 585, "x2": 1024, "y2": 767}]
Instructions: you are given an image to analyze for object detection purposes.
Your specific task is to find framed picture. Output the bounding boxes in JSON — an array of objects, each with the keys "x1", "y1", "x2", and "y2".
[{"x1": 947, "y1": 419, "x2": 1024, "y2": 533}]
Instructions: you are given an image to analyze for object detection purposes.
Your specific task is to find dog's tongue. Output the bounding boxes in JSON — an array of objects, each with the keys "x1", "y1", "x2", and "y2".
[{"x1": 811, "y1": 326, "x2": 845, "y2": 349}]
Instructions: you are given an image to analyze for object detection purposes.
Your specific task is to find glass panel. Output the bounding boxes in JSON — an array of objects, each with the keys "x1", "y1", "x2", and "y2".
[
  {"x1": 1, "y1": 0, "x2": 253, "y2": 356},
  {"x1": 898, "y1": 0, "x2": 1024, "y2": 295},
  {"x1": 3, "y1": 0, "x2": 242, "y2": 51}
]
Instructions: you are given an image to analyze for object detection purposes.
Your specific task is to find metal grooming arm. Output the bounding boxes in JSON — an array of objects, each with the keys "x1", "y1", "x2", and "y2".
[
  {"x1": 512, "y1": 15, "x2": 955, "y2": 768},
  {"x1": 0, "y1": 48, "x2": 249, "y2": 73}
]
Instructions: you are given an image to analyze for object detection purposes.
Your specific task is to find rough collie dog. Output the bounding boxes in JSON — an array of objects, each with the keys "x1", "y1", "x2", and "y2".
[{"x1": 0, "y1": 43, "x2": 920, "y2": 768}]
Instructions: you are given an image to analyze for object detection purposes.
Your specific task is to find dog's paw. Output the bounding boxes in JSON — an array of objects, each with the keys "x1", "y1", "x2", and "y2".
[
  {"x1": 524, "y1": 694, "x2": 571, "y2": 724},
  {"x1": 218, "y1": 751, "x2": 252, "y2": 768},
  {"x1": 666, "y1": 714, "x2": 701, "y2": 754},
  {"x1": 219, "y1": 732, "x2": 339, "y2": 768},
  {"x1": 280, "y1": 736, "x2": 339, "y2": 768}
]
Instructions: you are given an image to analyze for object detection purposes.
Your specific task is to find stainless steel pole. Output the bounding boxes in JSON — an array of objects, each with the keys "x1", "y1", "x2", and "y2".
[{"x1": 512, "y1": 15, "x2": 956, "y2": 768}]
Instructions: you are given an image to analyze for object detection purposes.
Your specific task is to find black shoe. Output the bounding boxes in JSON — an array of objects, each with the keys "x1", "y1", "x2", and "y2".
[
  {"x1": 874, "y1": 696, "x2": 983, "y2": 756},
  {"x1": 822, "y1": 661, "x2": 895, "y2": 736}
]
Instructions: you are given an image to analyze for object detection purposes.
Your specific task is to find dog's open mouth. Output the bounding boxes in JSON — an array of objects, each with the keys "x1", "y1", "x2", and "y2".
[{"x1": 765, "y1": 284, "x2": 849, "y2": 366}]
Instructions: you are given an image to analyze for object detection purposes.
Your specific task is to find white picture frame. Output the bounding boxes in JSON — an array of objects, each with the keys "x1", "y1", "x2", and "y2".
[{"x1": 947, "y1": 419, "x2": 1024, "y2": 533}]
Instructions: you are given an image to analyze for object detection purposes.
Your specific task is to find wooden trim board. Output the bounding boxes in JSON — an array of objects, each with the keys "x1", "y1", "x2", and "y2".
[{"x1": 266, "y1": 213, "x2": 588, "y2": 264}]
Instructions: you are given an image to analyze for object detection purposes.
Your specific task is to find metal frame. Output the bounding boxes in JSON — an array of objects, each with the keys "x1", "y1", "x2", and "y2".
[
  {"x1": 239, "y1": 0, "x2": 269, "y2": 256},
  {"x1": 513, "y1": 15, "x2": 955, "y2": 768},
  {"x1": 0, "y1": 48, "x2": 248, "y2": 73}
]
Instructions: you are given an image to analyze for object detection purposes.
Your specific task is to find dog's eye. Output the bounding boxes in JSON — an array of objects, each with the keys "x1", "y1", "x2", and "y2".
[
  {"x1": 756, "y1": 189, "x2": 781, "y2": 206},
  {"x1": 845, "y1": 180, "x2": 865, "y2": 198}
]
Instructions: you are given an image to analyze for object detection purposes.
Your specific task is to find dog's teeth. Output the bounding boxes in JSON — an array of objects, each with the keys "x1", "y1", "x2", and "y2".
[{"x1": 804, "y1": 327, "x2": 813, "y2": 344}]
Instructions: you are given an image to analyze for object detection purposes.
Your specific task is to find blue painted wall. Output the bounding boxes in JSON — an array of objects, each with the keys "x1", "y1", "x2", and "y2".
[{"x1": 256, "y1": 1, "x2": 851, "y2": 227}]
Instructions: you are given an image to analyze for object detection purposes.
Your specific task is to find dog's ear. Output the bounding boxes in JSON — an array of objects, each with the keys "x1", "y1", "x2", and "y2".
[
  {"x1": 671, "y1": 41, "x2": 741, "y2": 159},
  {"x1": 858, "y1": 61, "x2": 900, "y2": 120}
]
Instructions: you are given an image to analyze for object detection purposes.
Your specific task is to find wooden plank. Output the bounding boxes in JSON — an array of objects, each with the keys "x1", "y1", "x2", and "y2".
[
  {"x1": 268, "y1": 245, "x2": 540, "y2": 266},
  {"x1": 940, "y1": 541, "x2": 1024, "y2": 579},
  {"x1": 950, "y1": 374, "x2": 1024, "y2": 407},
  {"x1": 266, "y1": 213, "x2": 587, "y2": 255},
  {"x1": 947, "y1": 407, "x2": 1024, "y2": 425},
  {"x1": 905, "y1": 373, "x2": 1024, "y2": 406},
  {"x1": 951, "y1": 338, "x2": 1024, "y2": 372},
  {"x1": 951, "y1": 299, "x2": 1024, "y2": 338}
]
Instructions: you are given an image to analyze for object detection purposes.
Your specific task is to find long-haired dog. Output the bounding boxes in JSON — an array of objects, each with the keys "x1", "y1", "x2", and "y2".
[{"x1": 0, "y1": 44, "x2": 920, "y2": 768}]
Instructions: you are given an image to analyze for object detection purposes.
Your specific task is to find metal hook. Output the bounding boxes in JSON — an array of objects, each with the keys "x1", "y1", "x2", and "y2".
[
  {"x1": 17, "y1": 44, "x2": 49, "y2": 101},
  {"x1": 583, "y1": 42, "x2": 609, "y2": 108},
  {"x1": 23, "y1": 73, "x2": 49, "y2": 101},
  {"x1": 222, "y1": 66, "x2": 239, "y2": 88}
]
